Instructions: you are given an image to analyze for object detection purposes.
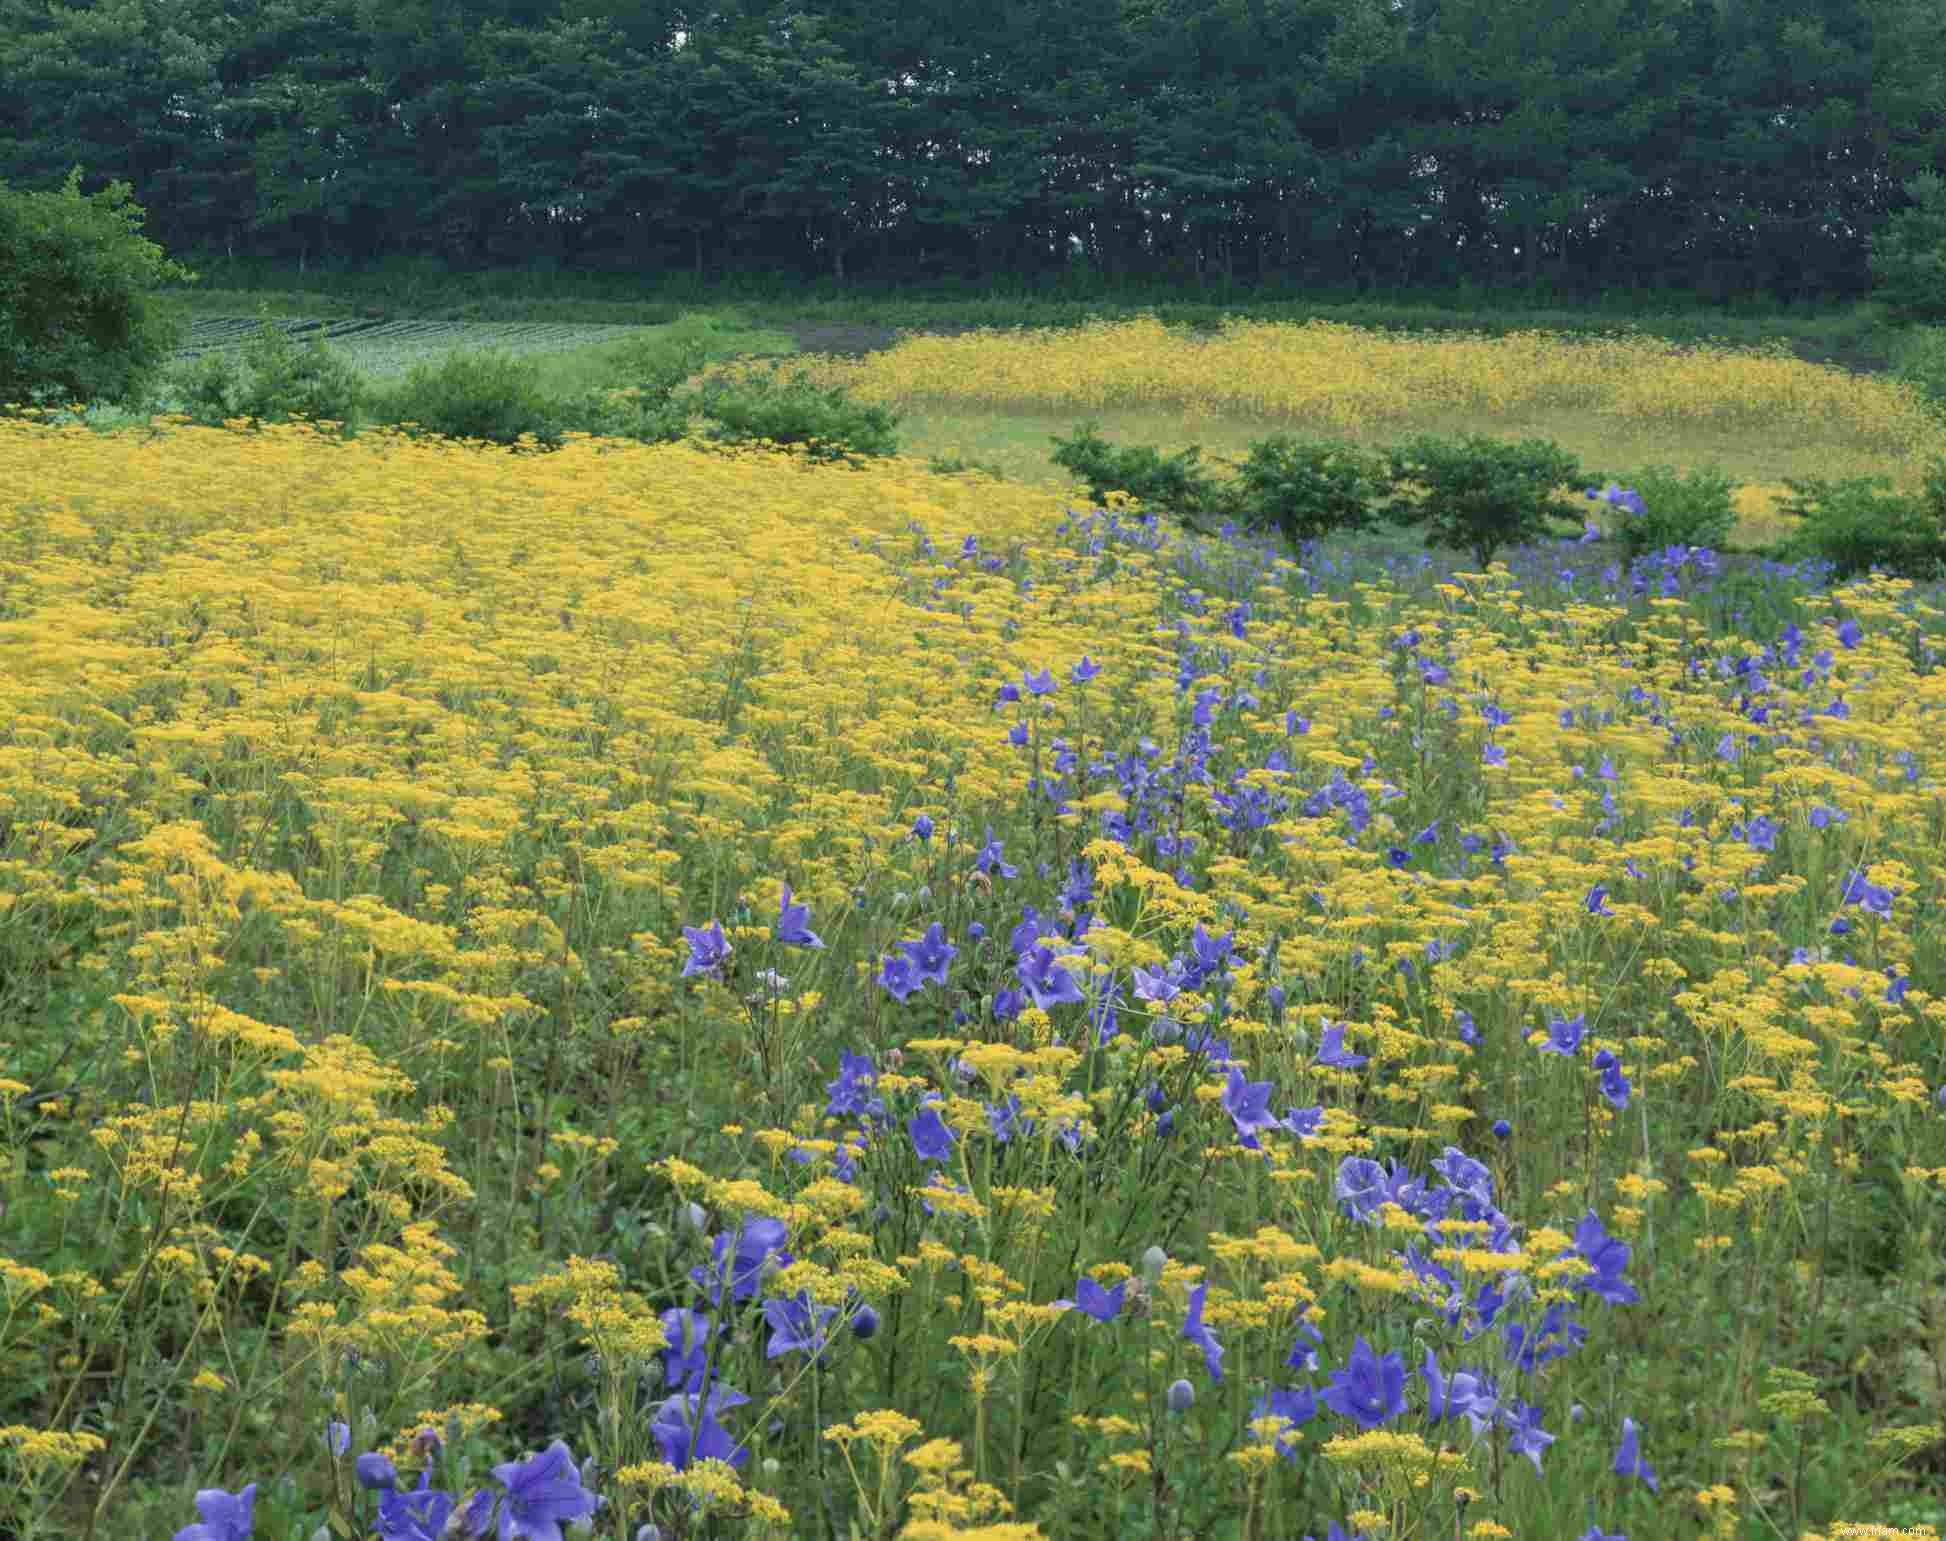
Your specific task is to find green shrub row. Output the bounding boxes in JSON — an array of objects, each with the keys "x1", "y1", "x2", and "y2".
[{"x1": 1047, "y1": 421, "x2": 1946, "y2": 579}]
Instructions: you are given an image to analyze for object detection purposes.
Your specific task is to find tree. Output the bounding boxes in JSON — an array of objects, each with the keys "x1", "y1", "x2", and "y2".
[{"x1": 0, "y1": 166, "x2": 200, "y2": 417}]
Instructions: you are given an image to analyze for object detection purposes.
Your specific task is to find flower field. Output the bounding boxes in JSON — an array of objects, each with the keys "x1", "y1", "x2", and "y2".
[{"x1": 5, "y1": 315, "x2": 1946, "y2": 1541}]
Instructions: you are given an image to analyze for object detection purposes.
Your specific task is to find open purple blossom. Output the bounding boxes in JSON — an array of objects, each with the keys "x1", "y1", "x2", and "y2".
[
  {"x1": 691, "y1": 1217, "x2": 792, "y2": 1305},
  {"x1": 1250, "y1": 1385, "x2": 1317, "y2": 1459},
  {"x1": 1131, "y1": 959, "x2": 1187, "y2": 1004},
  {"x1": 1539, "y1": 1012, "x2": 1586, "y2": 1055},
  {"x1": 1053, "y1": 1276, "x2": 1126, "y2": 1322},
  {"x1": 975, "y1": 827, "x2": 1019, "y2": 879},
  {"x1": 1841, "y1": 867, "x2": 1895, "y2": 915},
  {"x1": 900, "y1": 922, "x2": 958, "y2": 987},
  {"x1": 1283, "y1": 1104, "x2": 1325, "y2": 1139},
  {"x1": 878, "y1": 952, "x2": 923, "y2": 1001},
  {"x1": 1223, "y1": 1066, "x2": 1278, "y2": 1148},
  {"x1": 1315, "y1": 1021, "x2": 1368, "y2": 1069},
  {"x1": 491, "y1": 1440, "x2": 602, "y2": 1541},
  {"x1": 357, "y1": 1452, "x2": 399, "y2": 1491},
  {"x1": 651, "y1": 1383, "x2": 750, "y2": 1472},
  {"x1": 1420, "y1": 1349, "x2": 1483, "y2": 1425},
  {"x1": 1613, "y1": 1417, "x2": 1660, "y2": 1491},
  {"x1": 763, "y1": 1291, "x2": 838, "y2": 1361},
  {"x1": 1334, "y1": 1156, "x2": 1389, "y2": 1223},
  {"x1": 775, "y1": 883, "x2": 824, "y2": 949},
  {"x1": 1592, "y1": 1048, "x2": 1632, "y2": 1110},
  {"x1": 374, "y1": 1472, "x2": 478, "y2": 1541},
  {"x1": 1018, "y1": 944, "x2": 1087, "y2": 1009},
  {"x1": 1322, "y1": 1336, "x2": 1407, "y2": 1429},
  {"x1": 1182, "y1": 1281, "x2": 1224, "y2": 1381},
  {"x1": 174, "y1": 1485, "x2": 256, "y2": 1541},
  {"x1": 659, "y1": 1307, "x2": 713, "y2": 1393},
  {"x1": 1070, "y1": 655, "x2": 1101, "y2": 684},
  {"x1": 1566, "y1": 1210, "x2": 1639, "y2": 1305},
  {"x1": 680, "y1": 921, "x2": 731, "y2": 978},
  {"x1": 1585, "y1": 883, "x2": 1612, "y2": 916},
  {"x1": 1504, "y1": 1400, "x2": 1555, "y2": 1474},
  {"x1": 909, "y1": 1105, "x2": 957, "y2": 1163},
  {"x1": 1023, "y1": 666, "x2": 1057, "y2": 696}
]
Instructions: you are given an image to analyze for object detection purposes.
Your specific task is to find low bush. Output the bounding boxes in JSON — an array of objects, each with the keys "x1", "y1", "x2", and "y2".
[
  {"x1": 1768, "y1": 466, "x2": 1946, "y2": 579},
  {"x1": 1047, "y1": 421, "x2": 1241, "y2": 526},
  {"x1": 690, "y1": 363, "x2": 901, "y2": 466},
  {"x1": 1378, "y1": 432, "x2": 1594, "y2": 568},
  {"x1": 1221, "y1": 433, "x2": 1396, "y2": 544},
  {"x1": 926, "y1": 451, "x2": 1011, "y2": 480},
  {"x1": 363, "y1": 347, "x2": 570, "y2": 454},
  {"x1": 1590, "y1": 462, "x2": 1739, "y2": 560},
  {"x1": 162, "y1": 312, "x2": 371, "y2": 436}
]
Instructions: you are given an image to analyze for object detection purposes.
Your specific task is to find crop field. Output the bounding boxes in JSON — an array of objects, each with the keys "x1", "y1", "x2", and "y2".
[
  {"x1": 6, "y1": 313, "x2": 1946, "y2": 1541},
  {"x1": 168, "y1": 316, "x2": 654, "y2": 378}
]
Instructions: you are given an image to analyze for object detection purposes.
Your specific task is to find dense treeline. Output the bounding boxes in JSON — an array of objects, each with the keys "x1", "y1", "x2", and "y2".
[{"x1": 2, "y1": 0, "x2": 1945, "y2": 302}]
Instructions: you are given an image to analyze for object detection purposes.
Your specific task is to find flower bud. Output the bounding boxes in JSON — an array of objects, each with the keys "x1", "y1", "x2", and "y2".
[
  {"x1": 852, "y1": 1304, "x2": 881, "y2": 1340},
  {"x1": 1166, "y1": 1378, "x2": 1195, "y2": 1413},
  {"x1": 1140, "y1": 1246, "x2": 1169, "y2": 1282},
  {"x1": 916, "y1": 884, "x2": 933, "y2": 905},
  {"x1": 354, "y1": 1452, "x2": 398, "y2": 1491},
  {"x1": 678, "y1": 1201, "x2": 707, "y2": 1233}
]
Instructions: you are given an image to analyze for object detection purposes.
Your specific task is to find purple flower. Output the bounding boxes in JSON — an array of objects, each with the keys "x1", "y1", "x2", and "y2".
[
  {"x1": 1283, "y1": 1104, "x2": 1324, "y2": 1139},
  {"x1": 763, "y1": 1291, "x2": 838, "y2": 1361},
  {"x1": 1181, "y1": 1281, "x2": 1224, "y2": 1381},
  {"x1": 651, "y1": 1384, "x2": 750, "y2": 1472},
  {"x1": 659, "y1": 1307, "x2": 713, "y2": 1393},
  {"x1": 1492, "y1": 1119, "x2": 1512, "y2": 1139},
  {"x1": 1566, "y1": 1210, "x2": 1639, "y2": 1306},
  {"x1": 852, "y1": 1303, "x2": 880, "y2": 1339},
  {"x1": 1023, "y1": 667, "x2": 1057, "y2": 696},
  {"x1": 1222, "y1": 1066, "x2": 1278, "y2": 1148},
  {"x1": 326, "y1": 1422, "x2": 351, "y2": 1458},
  {"x1": 878, "y1": 952, "x2": 922, "y2": 1001},
  {"x1": 375, "y1": 1473, "x2": 474, "y2": 1541},
  {"x1": 1250, "y1": 1385, "x2": 1317, "y2": 1459},
  {"x1": 1836, "y1": 618, "x2": 1863, "y2": 649},
  {"x1": 1539, "y1": 1013, "x2": 1586, "y2": 1056},
  {"x1": 1483, "y1": 743, "x2": 1508, "y2": 767},
  {"x1": 1070, "y1": 655, "x2": 1101, "y2": 684},
  {"x1": 1322, "y1": 1337, "x2": 1407, "y2": 1429},
  {"x1": 1420, "y1": 1349, "x2": 1483, "y2": 1425},
  {"x1": 900, "y1": 921, "x2": 958, "y2": 987},
  {"x1": 1841, "y1": 868, "x2": 1895, "y2": 916},
  {"x1": 1613, "y1": 1416, "x2": 1660, "y2": 1492},
  {"x1": 691, "y1": 1217, "x2": 792, "y2": 1305},
  {"x1": 1334, "y1": 1156, "x2": 1388, "y2": 1223},
  {"x1": 1166, "y1": 1378, "x2": 1196, "y2": 1412},
  {"x1": 975, "y1": 827, "x2": 1019, "y2": 879},
  {"x1": 1018, "y1": 945, "x2": 1086, "y2": 1009},
  {"x1": 1505, "y1": 1400, "x2": 1555, "y2": 1474},
  {"x1": 909, "y1": 1105, "x2": 957, "y2": 1163},
  {"x1": 1578, "y1": 1529, "x2": 1627, "y2": 1541},
  {"x1": 174, "y1": 1485, "x2": 256, "y2": 1541},
  {"x1": 1585, "y1": 884, "x2": 1612, "y2": 916},
  {"x1": 1592, "y1": 1049, "x2": 1632, "y2": 1110},
  {"x1": 357, "y1": 1453, "x2": 400, "y2": 1491},
  {"x1": 1315, "y1": 1021, "x2": 1368, "y2": 1069},
  {"x1": 775, "y1": 883, "x2": 824, "y2": 949},
  {"x1": 1054, "y1": 1276, "x2": 1126, "y2": 1322},
  {"x1": 911, "y1": 813, "x2": 935, "y2": 841},
  {"x1": 680, "y1": 920, "x2": 731, "y2": 978}
]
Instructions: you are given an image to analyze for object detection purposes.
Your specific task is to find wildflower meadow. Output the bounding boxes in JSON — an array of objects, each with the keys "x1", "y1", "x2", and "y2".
[{"x1": 7, "y1": 310, "x2": 1946, "y2": 1541}]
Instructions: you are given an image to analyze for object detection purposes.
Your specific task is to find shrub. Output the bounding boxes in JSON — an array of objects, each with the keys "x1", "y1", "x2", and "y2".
[
  {"x1": 926, "y1": 451, "x2": 1011, "y2": 481},
  {"x1": 1768, "y1": 468, "x2": 1946, "y2": 580},
  {"x1": 1590, "y1": 463, "x2": 1739, "y2": 561},
  {"x1": 1378, "y1": 432, "x2": 1593, "y2": 568},
  {"x1": 1885, "y1": 324, "x2": 1946, "y2": 426},
  {"x1": 0, "y1": 165, "x2": 198, "y2": 420},
  {"x1": 690, "y1": 363, "x2": 900, "y2": 467},
  {"x1": 1867, "y1": 170, "x2": 1946, "y2": 326},
  {"x1": 1221, "y1": 434, "x2": 1396, "y2": 545},
  {"x1": 225, "y1": 313, "x2": 372, "y2": 435},
  {"x1": 365, "y1": 347, "x2": 570, "y2": 454},
  {"x1": 1047, "y1": 421, "x2": 1241, "y2": 526}
]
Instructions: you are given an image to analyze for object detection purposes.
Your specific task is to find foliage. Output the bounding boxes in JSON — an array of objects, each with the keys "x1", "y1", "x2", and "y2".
[
  {"x1": 687, "y1": 362, "x2": 902, "y2": 466},
  {"x1": 1768, "y1": 466, "x2": 1946, "y2": 579},
  {"x1": 1377, "y1": 432, "x2": 1595, "y2": 567},
  {"x1": 1047, "y1": 421, "x2": 1244, "y2": 527},
  {"x1": 1593, "y1": 462, "x2": 1741, "y2": 561},
  {"x1": 6, "y1": 0, "x2": 1945, "y2": 303},
  {"x1": 161, "y1": 308, "x2": 373, "y2": 435},
  {"x1": 1868, "y1": 170, "x2": 1946, "y2": 325},
  {"x1": 363, "y1": 346, "x2": 575, "y2": 453},
  {"x1": 0, "y1": 166, "x2": 198, "y2": 420},
  {"x1": 1886, "y1": 323, "x2": 1946, "y2": 425},
  {"x1": 1219, "y1": 433, "x2": 1397, "y2": 545}
]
